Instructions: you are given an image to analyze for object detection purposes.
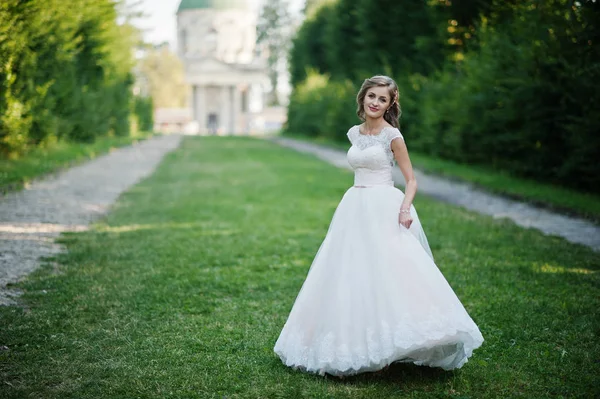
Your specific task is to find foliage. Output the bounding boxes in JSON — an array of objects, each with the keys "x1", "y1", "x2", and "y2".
[
  {"x1": 286, "y1": 0, "x2": 600, "y2": 193},
  {"x1": 134, "y1": 96, "x2": 154, "y2": 133},
  {"x1": 257, "y1": 0, "x2": 292, "y2": 105},
  {"x1": 1, "y1": 137, "x2": 598, "y2": 398},
  {"x1": 138, "y1": 45, "x2": 188, "y2": 108},
  {"x1": 412, "y1": 0, "x2": 600, "y2": 191},
  {"x1": 0, "y1": 0, "x2": 148, "y2": 158},
  {"x1": 288, "y1": 2, "x2": 337, "y2": 87},
  {"x1": 290, "y1": 0, "x2": 445, "y2": 83},
  {"x1": 286, "y1": 71, "x2": 356, "y2": 138},
  {"x1": 303, "y1": 0, "x2": 329, "y2": 15}
]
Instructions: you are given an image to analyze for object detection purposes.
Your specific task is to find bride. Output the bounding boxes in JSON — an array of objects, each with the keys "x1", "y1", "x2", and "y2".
[{"x1": 273, "y1": 75, "x2": 484, "y2": 377}]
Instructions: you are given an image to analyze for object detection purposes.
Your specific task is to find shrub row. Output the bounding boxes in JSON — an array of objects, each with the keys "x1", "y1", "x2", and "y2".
[
  {"x1": 0, "y1": 0, "x2": 152, "y2": 158},
  {"x1": 286, "y1": 0, "x2": 600, "y2": 193}
]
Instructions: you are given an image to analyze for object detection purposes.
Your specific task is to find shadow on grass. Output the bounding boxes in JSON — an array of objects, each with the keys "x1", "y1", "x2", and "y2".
[
  {"x1": 273, "y1": 358, "x2": 452, "y2": 386},
  {"x1": 340, "y1": 362, "x2": 451, "y2": 385}
]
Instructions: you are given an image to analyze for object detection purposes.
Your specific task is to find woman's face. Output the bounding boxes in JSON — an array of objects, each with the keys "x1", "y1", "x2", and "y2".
[{"x1": 363, "y1": 86, "x2": 391, "y2": 119}]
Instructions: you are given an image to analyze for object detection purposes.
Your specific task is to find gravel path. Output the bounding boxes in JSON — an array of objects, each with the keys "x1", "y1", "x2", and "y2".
[
  {"x1": 273, "y1": 137, "x2": 600, "y2": 252},
  {"x1": 0, "y1": 134, "x2": 182, "y2": 305}
]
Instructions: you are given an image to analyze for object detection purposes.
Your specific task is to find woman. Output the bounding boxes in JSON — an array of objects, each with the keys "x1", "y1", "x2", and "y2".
[{"x1": 274, "y1": 75, "x2": 484, "y2": 376}]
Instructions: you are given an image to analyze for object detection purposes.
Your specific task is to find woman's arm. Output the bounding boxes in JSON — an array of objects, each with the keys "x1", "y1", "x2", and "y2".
[{"x1": 391, "y1": 137, "x2": 417, "y2": 228}]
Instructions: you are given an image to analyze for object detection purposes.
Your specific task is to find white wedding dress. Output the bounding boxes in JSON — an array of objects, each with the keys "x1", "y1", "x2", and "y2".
[{"x1": 274, "y1": 125, "x2": 484, "y2": 376}]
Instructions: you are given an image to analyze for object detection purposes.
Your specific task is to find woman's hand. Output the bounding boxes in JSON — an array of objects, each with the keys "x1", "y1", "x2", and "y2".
[{"x1": 398, "y1": 210, "x2": 413, "y2": 229}]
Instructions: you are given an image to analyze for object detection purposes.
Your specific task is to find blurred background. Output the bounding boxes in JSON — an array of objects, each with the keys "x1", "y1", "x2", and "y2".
[
  {"x1": 0, "y1": 0, "x2": 599, "y2": 193},
  {"x1": 130, "y1": 0, "x2": 303, "y2": 135}
]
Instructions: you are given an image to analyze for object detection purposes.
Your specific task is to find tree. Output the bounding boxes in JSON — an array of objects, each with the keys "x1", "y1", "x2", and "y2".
[
  {"x1": 322, "y1": 0, "x2": 361, "y2": 80},
  {"x1": 288, "y1": 2, "x2": 336, "y2": 86},
  {"x1": 303, "y1": 0, "x2": 329, "y2": 16},
  {"x1": 138, "y1": 45, "x2": 188, "y2": 109},
  {"x1": 257, "y1": 0, "x2": 292, "y2": 105},
  {"x1": 0, "y1": 0, "x2": 140, "y2": 156}
]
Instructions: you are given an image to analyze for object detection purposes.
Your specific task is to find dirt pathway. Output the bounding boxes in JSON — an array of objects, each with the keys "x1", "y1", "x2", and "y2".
[{"x1": 0, "y1": 134, "x2": 182, "y2": 305}]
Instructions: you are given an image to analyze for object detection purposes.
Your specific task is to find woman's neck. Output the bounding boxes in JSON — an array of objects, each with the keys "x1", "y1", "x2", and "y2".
[{"x1": 363, "y1": 116, "x2": 386, "y2": 132}]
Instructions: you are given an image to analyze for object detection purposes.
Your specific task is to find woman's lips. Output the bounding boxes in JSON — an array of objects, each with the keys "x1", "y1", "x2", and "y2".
[{"x1": 368, "y1": 106, "x2": 378, "y2": 112}]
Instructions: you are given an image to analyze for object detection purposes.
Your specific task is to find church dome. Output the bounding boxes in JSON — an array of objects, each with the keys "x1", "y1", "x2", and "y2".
[{"x1": 177, "y1": 0, "x2": 247, "y2": 12}]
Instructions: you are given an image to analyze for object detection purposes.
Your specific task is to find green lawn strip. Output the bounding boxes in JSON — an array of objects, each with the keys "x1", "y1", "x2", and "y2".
[
  {"x1": 0, "y1": 131, "x2": 155, "y2": 194},
  {"x1": 282, "y1": 132, "x2": 600, "y2": 223},
  {"x1": 1, "y1": 136, "x2": 598, "y2": 398}
]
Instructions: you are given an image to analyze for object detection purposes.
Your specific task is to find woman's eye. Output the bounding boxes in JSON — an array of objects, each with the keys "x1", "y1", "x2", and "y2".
[
  {"x1": 368, "y1": 93, "x2": 375, "y2": 98},
  {"x1": 381, "y1": 98, "x2": 387, "y2": 103}
]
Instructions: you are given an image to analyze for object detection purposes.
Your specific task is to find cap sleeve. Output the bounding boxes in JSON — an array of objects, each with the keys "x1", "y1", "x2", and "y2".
[
  {"x1": 387, "y1": 127, "x2": 404, "y2": 148},
  {"x1": 346, "y1": 126, "x2": 357, "y2": 144}
]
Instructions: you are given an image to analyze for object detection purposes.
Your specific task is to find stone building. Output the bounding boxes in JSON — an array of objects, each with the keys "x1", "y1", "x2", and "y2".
[{"x1": 176, "y1": 0, "x2": 268, "y2": 134}]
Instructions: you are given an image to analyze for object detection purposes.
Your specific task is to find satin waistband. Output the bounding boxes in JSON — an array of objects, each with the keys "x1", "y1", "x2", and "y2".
[
  {"x1": 353, "y1": 168, "x2": 393, "y2": 187},
  {"x1": 353, "y1": 182, "x2": 394, "y2": 188}
]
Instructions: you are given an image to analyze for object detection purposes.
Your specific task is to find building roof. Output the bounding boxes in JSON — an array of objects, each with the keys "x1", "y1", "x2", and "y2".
[{"x1": 177, "y1": 0, "x2": 247, "y2": 12}]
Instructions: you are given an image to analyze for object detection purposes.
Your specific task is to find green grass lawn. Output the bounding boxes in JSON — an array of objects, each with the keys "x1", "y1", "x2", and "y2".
[
  {"x1": 1, "y1": 136, "x2": 599, "y2": 398},
  {"x1": 282, "y1": 132, "x2": 600, "y2": 223},
  {"x1": 0, "y1": 131, "x2": 154, "y2": 193}
]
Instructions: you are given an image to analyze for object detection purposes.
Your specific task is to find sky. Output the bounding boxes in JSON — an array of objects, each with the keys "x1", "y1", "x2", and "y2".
[{"x1": 128, "y1": 0, "x2": 304, "y2": 49}]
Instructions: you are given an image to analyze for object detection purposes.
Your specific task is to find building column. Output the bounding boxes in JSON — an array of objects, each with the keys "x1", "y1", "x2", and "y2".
[
  {"x1": 192, "y1": 85, "x2": 197, "y2": 122},
  {"x1": 232, "y1": 85, "x2": 240, "y2": 134},
  {"x1": 196, "y1": 85, "x2": 206, "y2": 134},
  {"x1": 219, "y1": 85, "x2": 229, "y2": 134}
]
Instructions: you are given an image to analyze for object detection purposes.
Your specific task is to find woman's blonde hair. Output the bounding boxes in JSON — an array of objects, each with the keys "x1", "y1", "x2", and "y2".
[{"x1": 356, "y1": 75, "x2": 401, "y2": 128}]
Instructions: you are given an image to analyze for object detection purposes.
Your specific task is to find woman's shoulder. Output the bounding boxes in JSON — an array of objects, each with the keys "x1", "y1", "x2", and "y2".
[
  {"x1": 346, "y1": 125, "x2": 359, "y2": 137},
  {"x1": 383, "y1": 125, "x2": 404, "y2": 143}
]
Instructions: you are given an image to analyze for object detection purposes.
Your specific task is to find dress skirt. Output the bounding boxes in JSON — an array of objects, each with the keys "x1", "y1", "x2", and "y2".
[{"x1": 273, "y1": 185, "x2": 484, "y2": 376}]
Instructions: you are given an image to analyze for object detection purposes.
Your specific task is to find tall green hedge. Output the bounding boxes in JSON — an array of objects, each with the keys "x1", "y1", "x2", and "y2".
[
  {"x1": 286, "y1": 0, "x2": 600, "y2": 193},
  {"x1": 134, "y1": 96, "x2": 154, "y2": 133},
  {"x1": 0, "y1": 0, "x2": 152, "y2": 158}
]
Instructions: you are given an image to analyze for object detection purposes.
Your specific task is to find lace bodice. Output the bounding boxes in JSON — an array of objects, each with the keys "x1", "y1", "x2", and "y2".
[{"x1": 346, "y1": 125, "x2": 404, "y2": 187}]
